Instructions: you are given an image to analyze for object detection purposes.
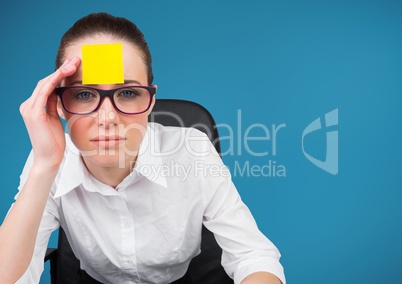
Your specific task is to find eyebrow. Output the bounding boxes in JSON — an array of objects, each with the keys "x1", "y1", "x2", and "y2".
[{"x1": 70, "y1": 80, "x2": 143, "y2": 86}]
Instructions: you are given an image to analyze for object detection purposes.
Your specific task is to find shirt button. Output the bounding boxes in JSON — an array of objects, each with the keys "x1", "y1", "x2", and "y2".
[
  {"x1": 127, "y1": 260, "x2": 134, "y2": 265},
  {"x1": 124, "y1": 221, "x2": 132, "y2": 228}
]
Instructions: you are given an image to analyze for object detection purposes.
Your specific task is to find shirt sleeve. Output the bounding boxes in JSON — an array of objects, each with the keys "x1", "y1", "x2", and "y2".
[
  {"x1": 199, "y1": 140, "x2": 286, "y2": 284},
  {"x1": 9, "y1": 150, "x2": 61, "y2": 284}
]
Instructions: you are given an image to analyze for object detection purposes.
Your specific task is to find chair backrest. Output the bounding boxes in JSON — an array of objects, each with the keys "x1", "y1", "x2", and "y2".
[{"x1": 55, "y1": 99, "x2": 233, "y2": 283}]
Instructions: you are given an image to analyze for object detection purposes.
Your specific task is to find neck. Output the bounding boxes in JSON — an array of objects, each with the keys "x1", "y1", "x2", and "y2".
[{"x1": 81, "y1": 155, "x2": 138, "y2": 189}]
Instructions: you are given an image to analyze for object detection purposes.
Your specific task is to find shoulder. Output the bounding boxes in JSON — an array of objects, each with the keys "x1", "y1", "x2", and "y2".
[
  {"x1": 148, "y1": 122, "x2": 213, "y2": 157},
  {"x1": 149, "y1": 121, "x2": 208, "y2": 139}
]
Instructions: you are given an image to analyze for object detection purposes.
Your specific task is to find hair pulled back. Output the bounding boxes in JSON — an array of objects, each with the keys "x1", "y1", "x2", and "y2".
[{"x1": 55, "y1": 12, "x2": 153, "y2": 84}]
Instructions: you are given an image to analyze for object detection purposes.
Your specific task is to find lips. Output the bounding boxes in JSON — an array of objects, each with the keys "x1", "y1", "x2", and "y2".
[{"x1": 91, "y1": 136, "x2": 126, "y2": 147}]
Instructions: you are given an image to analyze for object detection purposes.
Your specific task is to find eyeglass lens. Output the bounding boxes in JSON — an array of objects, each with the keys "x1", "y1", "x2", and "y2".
[{"x1": 61, "y1": 87, "x2": 151, "y2": 114}]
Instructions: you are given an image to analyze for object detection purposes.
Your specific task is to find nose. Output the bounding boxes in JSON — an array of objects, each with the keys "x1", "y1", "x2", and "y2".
[{"x1": 97, "y1": 97, "x2": 119, "y2": 126}]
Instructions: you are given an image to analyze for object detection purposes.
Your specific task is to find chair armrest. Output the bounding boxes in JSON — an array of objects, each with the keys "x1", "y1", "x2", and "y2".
[
  {"x1": 45, "y1": 248, "x2": 58, "y2": 284},
  {"x1": 45, "y1": 248, "x2": 57, "y2": 262}
]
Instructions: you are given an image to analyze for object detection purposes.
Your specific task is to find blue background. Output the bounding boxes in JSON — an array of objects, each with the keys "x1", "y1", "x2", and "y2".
[{"x1": 1, "y1": 0, "x2": 401, "y2": 283}]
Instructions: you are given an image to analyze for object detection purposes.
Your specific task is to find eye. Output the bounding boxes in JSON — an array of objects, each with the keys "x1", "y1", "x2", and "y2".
[
  {"x1": 74, "y1": 90, "x2": 97, "y2": 101},
  {"x1": 116, "y1": 88, "x2": 140, "y2": 99}
]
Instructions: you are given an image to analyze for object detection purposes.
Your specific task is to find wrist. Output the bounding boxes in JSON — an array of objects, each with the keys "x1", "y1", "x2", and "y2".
[
  {"x1": 31, "y1": 161, "x2": 61, "y2": 176},
  {"x1": 22, "y1": 163, "x2": 60, "y2": 197}
]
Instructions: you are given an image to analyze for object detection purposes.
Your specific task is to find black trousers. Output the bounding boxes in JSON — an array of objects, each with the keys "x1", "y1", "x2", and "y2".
[{"x1": 79, "y1": 269, "x2": 193, "y2": 284}]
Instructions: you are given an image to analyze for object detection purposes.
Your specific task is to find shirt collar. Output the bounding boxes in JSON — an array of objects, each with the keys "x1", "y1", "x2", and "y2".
[
  {"x1": 54, "y1": 135, "x2": 86, "y2": 199},
  {"x1": 132, "y1": 123, "x2": 168, "y2": 189},
  {"x1": 54, "y1": 123, "x2": 167, "y2": 199}
]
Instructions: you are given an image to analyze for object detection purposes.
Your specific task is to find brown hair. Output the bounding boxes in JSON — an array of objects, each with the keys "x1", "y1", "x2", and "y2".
[{"x1": 55, "y1": 12, "x2": 154, "y2": 84}]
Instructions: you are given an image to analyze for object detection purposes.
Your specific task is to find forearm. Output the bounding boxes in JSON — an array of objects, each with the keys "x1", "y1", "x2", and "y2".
[
  {"x1": 240, "y1": 272, "x2": 282, "y2": 284},
  {"x1": 0, "y1": 165, "x2": 58, "y2": 284}
]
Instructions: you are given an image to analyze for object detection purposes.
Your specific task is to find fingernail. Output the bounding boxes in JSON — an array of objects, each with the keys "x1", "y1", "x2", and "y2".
[
  {"x1": 61, "y1": 59, "x2": 70, "y2": 67},
  {"x1": 63, "y1": 64, "x2": 74, "y2": 71},
  {"x1": 63, "y1": 61, "x2": 75, "y2": 70}
]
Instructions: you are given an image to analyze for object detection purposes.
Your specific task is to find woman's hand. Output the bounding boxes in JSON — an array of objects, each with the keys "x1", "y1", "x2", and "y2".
[
  {"x1": 19, "y1": 57, "x2": 80, "y2": 170},
  {"x1": 0, "y1": 58, "x2": 81, "y2": 282}
]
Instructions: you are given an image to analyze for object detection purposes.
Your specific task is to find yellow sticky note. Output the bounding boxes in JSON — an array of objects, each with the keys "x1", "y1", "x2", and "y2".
[{"x1": 82, "y1": 43, "x2": 124, "y2": 84}]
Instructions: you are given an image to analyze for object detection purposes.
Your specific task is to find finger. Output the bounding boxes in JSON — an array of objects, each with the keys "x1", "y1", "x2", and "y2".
[
  {"x1": 38, "y1": 57, "x2": 80, "y2": 97},
  {"x1": 59, "y1": 57, "x2": 80, "y2": 78},
  {"x1": 46, "y1": 93, "x2": 59, "y2": 119},
  {"x1": 31, "y1": 57, "x2": 80, "y2": 112},
  {"x1": 21, "y1": 57, "x2": 80, "y2": 122},
  {"x1": 23, "y1": 58, "x2": 72, "y2": 112},
  {"x1": 31, "y1": 59, "x2": 71, "y2": 97}
]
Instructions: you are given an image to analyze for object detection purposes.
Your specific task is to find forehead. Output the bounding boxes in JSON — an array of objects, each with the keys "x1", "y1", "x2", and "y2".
[{"x1": 63, "y1": 34, "x2": 147, "y2": 85}]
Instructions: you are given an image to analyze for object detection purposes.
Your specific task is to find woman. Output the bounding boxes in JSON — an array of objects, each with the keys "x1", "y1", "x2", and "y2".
[{"x1": 0, "y1": 12, "x2": 285, "y2": 284}]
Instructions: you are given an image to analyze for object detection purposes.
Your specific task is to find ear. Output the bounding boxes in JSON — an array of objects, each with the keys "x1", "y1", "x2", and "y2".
[{"x1": 57, "y1": 97, "x2": 66, "y2": 120}]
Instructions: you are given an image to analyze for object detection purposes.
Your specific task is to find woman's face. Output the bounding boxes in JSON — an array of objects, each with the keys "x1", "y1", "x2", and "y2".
[{"x1": 59, "y1": 34, "x2": 155, "y2": 169}]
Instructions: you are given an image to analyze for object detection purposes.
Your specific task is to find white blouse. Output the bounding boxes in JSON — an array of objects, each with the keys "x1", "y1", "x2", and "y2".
[{"x1": 15, "y1": 122, "x2": 285, "y2": 284}]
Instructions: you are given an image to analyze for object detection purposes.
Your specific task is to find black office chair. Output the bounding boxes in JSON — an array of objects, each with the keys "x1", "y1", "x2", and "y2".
[{"x1": 45, "y1": 99, "x2": 233, "y2": 284}]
